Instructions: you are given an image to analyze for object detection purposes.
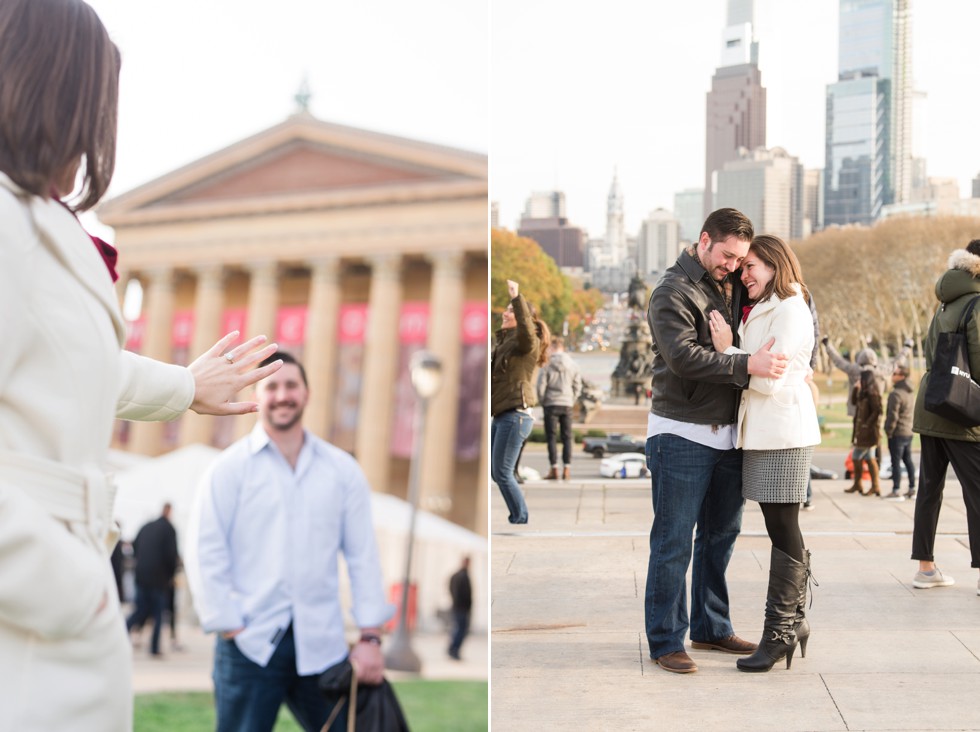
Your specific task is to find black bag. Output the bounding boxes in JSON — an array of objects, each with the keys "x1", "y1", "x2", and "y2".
[
  {"x1": 924, "y1": 295, "x2": 980, "y2": 427},
  {"x1": 317, "y1": 659, "x2": 410, "y2": 732}
]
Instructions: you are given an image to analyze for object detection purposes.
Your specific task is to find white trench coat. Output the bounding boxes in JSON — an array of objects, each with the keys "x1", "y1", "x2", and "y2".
[{"x1": 0, "y1": 173, "x2": 194, "y2": 732}]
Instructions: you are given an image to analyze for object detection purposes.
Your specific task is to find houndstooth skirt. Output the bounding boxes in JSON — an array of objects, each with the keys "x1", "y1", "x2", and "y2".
[{"x1": 742, "y1": 446, "x2": 815, "y2": 503}]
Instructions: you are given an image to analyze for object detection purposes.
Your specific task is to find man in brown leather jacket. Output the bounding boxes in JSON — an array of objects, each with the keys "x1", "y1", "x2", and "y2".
[{"x1": 643, "y1": 208, "x2": 789, "y2": 674}]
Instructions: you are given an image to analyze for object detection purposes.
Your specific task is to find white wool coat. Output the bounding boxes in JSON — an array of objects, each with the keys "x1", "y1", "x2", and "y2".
[
  {"x1": 724, "y1": 286, "x2": 822, "y2": 451},
  {"x1": 0, "y1": 173, "x2": 194, "y2": 732}
]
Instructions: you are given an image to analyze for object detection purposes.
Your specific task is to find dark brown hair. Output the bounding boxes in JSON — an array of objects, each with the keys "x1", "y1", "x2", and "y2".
[
  {"x1": 0, "y1": 0, "x2": 120, "y2": 211},
  {"x1": 525, "y1": 300, "x2": 552, "y2": 367},
  {"x1": 260, "y1": 351, "x2": 307, "y2": 387},
  {"x1": 701, "y1": 208, "x2": 754, "y2": 245},
  {"x1": 748, "y1": 234, "x2": 810, "y2": 305}
]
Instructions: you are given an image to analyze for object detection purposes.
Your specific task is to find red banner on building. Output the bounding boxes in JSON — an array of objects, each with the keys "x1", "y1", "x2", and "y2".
[
  {"x1": 338, "y1": 303, "x2": 368, "y2": 343},
  {"x1": 276, "y1": 306, "x2": 307, "y2": 347}
]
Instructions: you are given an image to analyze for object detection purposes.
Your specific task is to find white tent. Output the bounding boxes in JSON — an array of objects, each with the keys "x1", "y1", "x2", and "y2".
[{"x1": 112, "y1": 444, "x2": 487, "y2": 633}]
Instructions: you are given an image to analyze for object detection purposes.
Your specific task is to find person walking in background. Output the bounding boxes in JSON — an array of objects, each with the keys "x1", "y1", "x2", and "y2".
[
  {"x1": 644, "y1": 208, "x2": 789, "y2": 674},
  {"x1": 846, "y1": 371, "x2": 884, "y2": 496},
  {"x1": 708, "y1": 234, "x2": 820, "y2": 673},
  {"x1": 910, "y1": 240, "x2": 980, "y2": 592},
  {"x1": 884, "y1": 364, "x2": 916, "y2": 501},
  {"x1": 187, "y1": 352, "x2": 392, "y2": 732},
  {"x1": 491, "y1": 279, "x2": 550, "y2": 524},
  {"x1": 537, "y1": 336, "x2": 583, "y2": 480},
  {"x1": 126, "y1": 503, "x2": 179, "y2": 657},
  {"x1": 448, "y1": 556, "x2": 472, "y2": 660},
  {"x1": 0, "y1": 1, "x2": 281, "y2": 727}
]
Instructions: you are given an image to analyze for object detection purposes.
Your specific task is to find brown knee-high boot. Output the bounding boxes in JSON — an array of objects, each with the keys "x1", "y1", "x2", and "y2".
[
  {"x1": 845, "y1": 457, "x2": 864, "y2": 493},
  {"x1": 864, "y1": 458, "x2": 881, "y2": 496}
]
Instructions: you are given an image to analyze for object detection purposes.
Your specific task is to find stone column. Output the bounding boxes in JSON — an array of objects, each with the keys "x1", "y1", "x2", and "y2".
[
  {"x1": 418, "y1": 251, "x2": 465, "y2": 517},
  {"x1": 180, "y1": 265, "x2": 226, "y2": 447},
  {"x1": 129, "y1": 267, "x2": 175, "y2": 456},
  {"x1": 303, "y1": 257, "x2": 341, "y2": 440},
  {"x1": 355, "y1": 254, "x2": 402, "y2": 493},
  {"x1": 234, "y1": 260, "x2": 280, "y2": 439}
]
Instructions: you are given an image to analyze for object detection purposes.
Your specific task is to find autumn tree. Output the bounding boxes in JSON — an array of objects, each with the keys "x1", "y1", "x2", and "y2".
[
  {"x1": 795, "y1": 215, "x2": 980, "y2": 368},
  {"x1": 491, "y1": 228, "x2": 572, "y2": 334}
]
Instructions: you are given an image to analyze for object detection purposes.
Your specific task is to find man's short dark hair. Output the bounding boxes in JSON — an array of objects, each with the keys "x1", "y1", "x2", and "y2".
[
  {"x1": 260, "y1": 351, "x2": 307, "y2": 387},
  {"x1": 967, "y1": 239, "x2": 980, "y2": 257},
  {"x1": 701, "y1": 208, "x2": 754, "y2": 245}
]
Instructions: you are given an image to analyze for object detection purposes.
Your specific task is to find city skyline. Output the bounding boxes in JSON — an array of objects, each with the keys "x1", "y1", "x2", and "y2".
[{"x1": 491, "y1": 0, "x2": 980, "y2": 237}]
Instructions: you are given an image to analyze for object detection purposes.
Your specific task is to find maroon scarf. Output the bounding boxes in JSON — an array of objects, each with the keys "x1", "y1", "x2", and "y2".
[{"x1": 54, "y1": 196, "x2": 119, "y2": 283}]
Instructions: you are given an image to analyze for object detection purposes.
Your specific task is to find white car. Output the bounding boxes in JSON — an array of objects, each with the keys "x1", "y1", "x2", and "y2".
[{"x1": 600, "y1": 452, "x2": 650, "y2": 479}]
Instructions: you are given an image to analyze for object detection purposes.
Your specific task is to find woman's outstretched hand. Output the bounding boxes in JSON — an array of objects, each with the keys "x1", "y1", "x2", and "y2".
[
  {"x1": 708, "y1": 310, "x2": 734, "y2": 352},
  {"x1": 188, "y1": 332, "x2": 282, "y2": 415}
]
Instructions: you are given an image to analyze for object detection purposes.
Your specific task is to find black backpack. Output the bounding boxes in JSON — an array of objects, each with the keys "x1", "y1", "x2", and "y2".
[{"x1": 924, "y1": 295, "x2": 980, "y2": 427}]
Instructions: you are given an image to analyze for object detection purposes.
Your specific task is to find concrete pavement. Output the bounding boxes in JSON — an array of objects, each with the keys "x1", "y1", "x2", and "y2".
[{"x1": 491, "y1": 463, "x2": 980, "y2": 731}]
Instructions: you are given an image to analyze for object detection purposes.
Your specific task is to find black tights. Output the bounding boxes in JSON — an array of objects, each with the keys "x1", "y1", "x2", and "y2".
[{"x1": 759, "y1": 502, "x2": 805, "y2": 562}]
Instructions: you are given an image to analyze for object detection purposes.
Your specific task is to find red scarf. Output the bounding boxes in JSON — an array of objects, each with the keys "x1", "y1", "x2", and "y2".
[
  {"x1": 55, "y1": 197, "x2": 119, "y2": 283},
  {"x1": 741, "y1": 305, "x2": 754, "y2": 324}
]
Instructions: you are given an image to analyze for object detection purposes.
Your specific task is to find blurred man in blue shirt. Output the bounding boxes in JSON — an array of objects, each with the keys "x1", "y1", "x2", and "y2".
[{"x1": 187, "y1": 352, "x2": 393, "y2": 732}]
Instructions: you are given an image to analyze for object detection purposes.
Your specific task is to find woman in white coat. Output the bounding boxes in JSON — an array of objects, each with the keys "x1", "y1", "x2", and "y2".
[
  {"x1": 708, "y1": 234, "x2": 820, "y2": 673},
  {"x1": 0, "y1": 1, "x2": 281, "y2": 729}
]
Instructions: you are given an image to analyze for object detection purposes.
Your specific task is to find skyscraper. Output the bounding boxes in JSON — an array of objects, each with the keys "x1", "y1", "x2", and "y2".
[
  {"x1": 704, "y1": 0, "x2": 766, "y2": 219},
  {"x1": 824, "y1": 0, "x2": 911, "y2": 227},
  {"x1": 605, "y1": 170, "x2": 626, "y2": 265},
  {"x1": 714, "y1": 147, "x2": 804, "y2": 242}
]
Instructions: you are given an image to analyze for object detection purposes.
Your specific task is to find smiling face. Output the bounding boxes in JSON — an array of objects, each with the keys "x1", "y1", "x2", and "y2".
[
  {"x1": 740, "y1": 251, "x2": 776, "y2": 302},
  {"x1": 257, "y1": 362, "x2": 309, "y2": 433},
  {"x1": 501, "y1": 303, "x2": 516, "y2": 329},
  {"x1": 698, "y1": 233, "x2": 751, "y2": 282}
]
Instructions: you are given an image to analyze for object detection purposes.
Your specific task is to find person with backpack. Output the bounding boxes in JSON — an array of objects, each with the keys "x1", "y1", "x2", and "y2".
[
  {"x1": 910, "y1": 240, "x2": 980, "y2": 593},
  {"x1": 537, "y1": 336, "x2": 583, "y2": 480}
]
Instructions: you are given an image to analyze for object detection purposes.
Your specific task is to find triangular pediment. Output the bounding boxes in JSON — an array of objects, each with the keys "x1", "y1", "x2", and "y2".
[
  {"x1": 153, "y1": 140, "x2": 446, "y2": 206},
  {"x1": 98, "y1": 113, "x2": 486, "y2": 222}
]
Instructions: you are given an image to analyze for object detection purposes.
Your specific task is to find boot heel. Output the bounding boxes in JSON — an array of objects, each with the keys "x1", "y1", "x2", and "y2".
[
  {"x1": 799, "y1": 635, "x2": 808, "y2": 658},
  {"x1": 785, "y1": 644, "x2": 796, "y2": 670}
]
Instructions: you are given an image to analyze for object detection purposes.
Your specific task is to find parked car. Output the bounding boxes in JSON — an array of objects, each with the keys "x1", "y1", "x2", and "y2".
[
  {"x1": 599, "y1": 452, "x2": 650, "y2": 479},
  {"x1": 582, "y1": 433, "x2": 645, "y2": 458}
]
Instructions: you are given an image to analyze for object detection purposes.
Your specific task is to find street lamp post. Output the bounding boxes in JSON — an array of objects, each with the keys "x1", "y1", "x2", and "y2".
[{"x1": 384, "y1": 349, "x2": 443, "y2": 672}]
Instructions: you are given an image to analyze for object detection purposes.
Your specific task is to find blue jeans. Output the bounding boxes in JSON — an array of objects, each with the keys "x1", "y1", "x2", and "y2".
[
  {"x1": 491, "y1": 409, "x2": 534, "y2": 523},
  {"x1": 888, "y1": 435, "x2": 916, "y2": 492},
  {"x1": 644, "y1": 434, "x2": 745, "y2": 659},
  {"x1": 213, "y1": 625, "x2": 345, "y2": 732}
]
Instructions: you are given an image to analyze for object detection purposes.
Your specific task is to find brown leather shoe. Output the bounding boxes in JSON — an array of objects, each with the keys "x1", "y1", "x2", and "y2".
[
  {"x1": 655, "y1": 650, "x2": 698, "y2": 673},
  {"x1": 562, "y1": 466, "x2": 571, "y2": 480},
  {"x1": 690, "y1": 635, "x2": 757, "y2": 654},
  {"x1": 544, "y1": 467, "x2": 559, "y2": 480}
]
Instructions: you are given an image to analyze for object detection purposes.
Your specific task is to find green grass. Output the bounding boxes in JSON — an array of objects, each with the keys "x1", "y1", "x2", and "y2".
[{"x1": 133, "y1": 681, "x2": 487, "y2": 732}]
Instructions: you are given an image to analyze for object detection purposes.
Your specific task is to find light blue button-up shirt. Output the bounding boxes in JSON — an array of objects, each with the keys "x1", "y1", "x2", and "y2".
[{"x1": 187, "y1": 424, "x2": 394, "y2": 675}]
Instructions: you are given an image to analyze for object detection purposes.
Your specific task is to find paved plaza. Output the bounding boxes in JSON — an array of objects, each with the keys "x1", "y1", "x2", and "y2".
[{"x1": 491, "y1": 457, "x2": 980, "y2": 731}]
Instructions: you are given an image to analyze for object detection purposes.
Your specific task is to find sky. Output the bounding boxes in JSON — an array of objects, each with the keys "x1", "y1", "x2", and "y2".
[
  {"x1": 83, "y1": 0, "x2": 487, "y2": 235},
  {"x1": 490, "y1": 0, "x2": 980, "y2": 236}
]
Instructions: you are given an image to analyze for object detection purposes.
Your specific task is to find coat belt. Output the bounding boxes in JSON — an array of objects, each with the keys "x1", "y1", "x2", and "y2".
[{"x1": 0, "y1": 450, "x2": 117, "y2": 546}]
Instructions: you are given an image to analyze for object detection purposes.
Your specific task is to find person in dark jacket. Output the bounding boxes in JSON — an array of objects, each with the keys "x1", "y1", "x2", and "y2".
[
  {"x1": 643, "y1": 208, "x2": 789, "y2": 674},
  {"x1": 910, "y1": 241, "x2": 980, "y2": 592},
  {"x1": 846, "y1": 370, "x2": 883, "y2": 496},
  {"x1": 884, "y1": 364, "x2": 916, "y2": 500},
  {"x1": 125, "y1": 503, "x2": 179, "y2": 656},
  {"x1": 447, "y1": 557, "x2": 472, "y2": 660},
  {"x1": 491, "y1": 279, "x2": 550, "y2": 524}
]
